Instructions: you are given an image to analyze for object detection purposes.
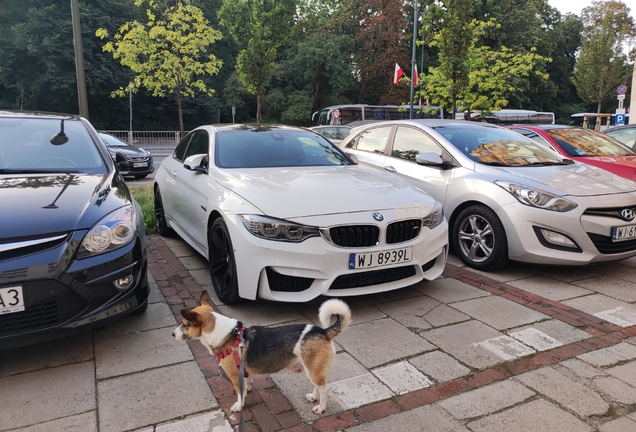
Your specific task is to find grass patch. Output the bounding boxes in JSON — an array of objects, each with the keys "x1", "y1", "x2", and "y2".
[{"x1": 129, "y1": 183, "x2": 156, "y2": 235}]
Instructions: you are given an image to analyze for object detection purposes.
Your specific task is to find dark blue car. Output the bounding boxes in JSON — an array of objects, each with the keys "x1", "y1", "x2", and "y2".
[{"x1": 0, "y1": 111, "x2": 149, "y2": 349}]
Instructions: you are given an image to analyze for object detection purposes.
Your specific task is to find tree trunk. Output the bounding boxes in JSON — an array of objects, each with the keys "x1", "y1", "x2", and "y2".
[
  {"x1": 256, "y1": 90, "x2": 262, "y2": 124},
  {"x1": 597, "y1": 100, "x2": 602, "y2": 114},
  {"x1": 176, "y1": 91, "x2": 184, "y2": 138},
  {"x1": 451, "y1": 99, "x2": 457, "y2": 120}
]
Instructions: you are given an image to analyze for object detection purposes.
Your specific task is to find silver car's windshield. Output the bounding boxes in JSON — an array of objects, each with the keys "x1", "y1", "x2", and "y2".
[
  {"x1": 436, "y1": 125, "x2": 564, "y2": 167},
  {"x1": 216, "y1": 129, "x2": 353, "y2": 168}
]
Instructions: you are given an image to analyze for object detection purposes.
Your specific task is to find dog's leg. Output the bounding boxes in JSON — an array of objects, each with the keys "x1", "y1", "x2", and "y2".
[
  {"x1": 245, "y1": 376, "x2": 253, "y2": 392},
  {"x1": 220, "y1": 358, "x2": 245, "y2": 413},
  {"x1": 305, "y1": 371, "x2": 330, "y2": 414}
]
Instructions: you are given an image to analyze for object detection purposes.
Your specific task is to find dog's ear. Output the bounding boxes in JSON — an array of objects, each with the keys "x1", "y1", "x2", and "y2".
[
  {"x1": 181, "y1": 308, "x2": 199, "y2": 324},
  {"x1": 199, "y1": 290, "x2": 213, "y2": 307}
]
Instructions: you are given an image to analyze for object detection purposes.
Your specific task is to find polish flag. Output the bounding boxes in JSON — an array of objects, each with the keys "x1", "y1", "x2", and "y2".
[
  {"x1": 412, "y1": 65, "x2": 418, "y2": 87},
  {"x1": 394, "y1": 63, "x2": 404, "y2": 85}
]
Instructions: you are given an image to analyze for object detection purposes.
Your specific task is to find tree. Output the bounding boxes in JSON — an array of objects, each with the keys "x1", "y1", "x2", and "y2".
[
  {"x1": 218, "y1": 0, "x2": 296, "y2": 123},
  {"x1": 421, "y1": 18, "x2": 550, "y2": 115},
  {"x1": 573, "y1": 0, "x2": 635, "y2": 113},
  {"x1": 356, "y1": 0, "x2": 412, "y2": 104},
  {"x1": 421, "y1": 0, "x2": 475, "y2": 117},
  {"x1": 96, "y1": 0, "x2": 223, "y2": 135}
]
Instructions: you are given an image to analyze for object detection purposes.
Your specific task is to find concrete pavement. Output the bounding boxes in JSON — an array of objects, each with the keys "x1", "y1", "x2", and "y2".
[{"x1": 4, "y1": 234, "x2": 636, "y2": 431}]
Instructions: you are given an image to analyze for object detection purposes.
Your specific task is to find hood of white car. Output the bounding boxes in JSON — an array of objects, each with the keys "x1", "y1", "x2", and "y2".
[
  {"x1": 215, "y1": 164, "x2": 436, "y2": 218},
  {"x1": 478, "y1": 163, "x2": 636, "y2": 197}
]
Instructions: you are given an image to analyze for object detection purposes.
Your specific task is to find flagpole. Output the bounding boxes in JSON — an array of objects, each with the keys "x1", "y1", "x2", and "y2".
[{"x1": 410, "y1": 0, "x2": 419, "y2": 119}]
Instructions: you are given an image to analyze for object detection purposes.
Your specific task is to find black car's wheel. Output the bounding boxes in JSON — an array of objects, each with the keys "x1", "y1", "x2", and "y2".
[
  {"x1": 452, "y1": 205, "x2": 509, "y2": 271},
  {"x1": 154, "y1": 186, "x2": 173, "y2": 237},
  {"x1": 208, "y1": 218, "x2": 241, "y2": 304}
]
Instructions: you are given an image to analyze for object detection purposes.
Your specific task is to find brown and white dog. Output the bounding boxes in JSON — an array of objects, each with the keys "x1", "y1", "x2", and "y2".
[{"x1": 172, "y1": 290, "x2": 351, "y2": 414}]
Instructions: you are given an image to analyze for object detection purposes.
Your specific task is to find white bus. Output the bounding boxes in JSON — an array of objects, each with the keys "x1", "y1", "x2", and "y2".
[
  {"x1": 570, "y1": 113, "x2": 630, "y2": 131},
  {"x1": 470, "y1": 109, "x2": 555, "y2": 125},
  {"x1": 312, "y1": 104, "x2": 444, "y2": 125}
]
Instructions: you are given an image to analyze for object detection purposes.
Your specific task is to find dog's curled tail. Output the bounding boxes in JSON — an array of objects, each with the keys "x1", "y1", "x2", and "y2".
[{"x1": 319, "y1": 299, "x2": 351, "y2": 341}]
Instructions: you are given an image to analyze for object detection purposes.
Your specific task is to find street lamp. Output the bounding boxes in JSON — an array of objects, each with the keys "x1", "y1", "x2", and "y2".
[{"x1": 70, "y1": 0, "x2": 89, "y2": 119}]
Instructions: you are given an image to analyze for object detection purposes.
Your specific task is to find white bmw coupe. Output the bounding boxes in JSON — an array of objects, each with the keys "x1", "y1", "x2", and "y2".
[{"x1": 154, "y1": 124, "x2": 448, "y2": 303}]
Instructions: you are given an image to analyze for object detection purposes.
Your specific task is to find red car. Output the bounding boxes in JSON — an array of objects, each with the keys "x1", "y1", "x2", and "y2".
[{"x1": 507, "y1": 125, "x2": 636, "y2": 182}]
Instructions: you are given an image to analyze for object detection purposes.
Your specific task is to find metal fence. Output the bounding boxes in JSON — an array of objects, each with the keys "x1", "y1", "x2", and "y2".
[{"x1": 103, "y1": 130, "x2": 188, "y2": 152}]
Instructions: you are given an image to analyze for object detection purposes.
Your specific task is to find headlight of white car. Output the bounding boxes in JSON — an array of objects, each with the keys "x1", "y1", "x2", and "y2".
[
  {"x1": 241, "y1": 215, "x2": 320, "y2": 242},
  {"x1": 79, "y1": 205, "x2": 137, "y2": 258},
  {"x1": 495, "y1": 181, "x2": 577, "y2": 212},
  {"x1": 422, "y1": 202, "x2": 444, "y2": 228}
]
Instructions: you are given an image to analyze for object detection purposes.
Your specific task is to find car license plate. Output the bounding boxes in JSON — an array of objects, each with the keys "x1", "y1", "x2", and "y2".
[
  {"x1": 613, "y1": 225, "x2": 636, "y2": 242},
  {"x1": 133, "y1": 162, "x2": 148, "y2": 168},
  {"x1": 349, "y1": 247, "x2": 413, "y2": 270},
  {"x1": 0, "y1": 286, "x2": 25, "y2": 314}
]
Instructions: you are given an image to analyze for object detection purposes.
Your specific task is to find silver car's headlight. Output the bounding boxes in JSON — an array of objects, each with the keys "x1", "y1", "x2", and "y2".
[
  {"x1": 79, "y1": 205, "x2": 137, "y2": 258},
  {"x1": 495, "y1": 181, "x2": 578, "y2": 212},
  {"x1": 423, "y1": 202, "x2": 444, "y2": 228},
  {"x1": 241, "y1": 215, "x2": 320, "y2": 242}
]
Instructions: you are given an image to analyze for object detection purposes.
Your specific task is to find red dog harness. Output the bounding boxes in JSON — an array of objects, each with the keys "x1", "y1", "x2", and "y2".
[{"x1": 216, "y1": 327, "x2": 248, "y2": 377}]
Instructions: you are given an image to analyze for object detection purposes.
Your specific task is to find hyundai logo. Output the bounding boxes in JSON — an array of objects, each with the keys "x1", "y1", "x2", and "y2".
[
  {"x1": 373, "y1": 212, "x2": 384, "y2": 222},
  {"x1": 620, "y1": 209, "x2": 636, "y2": 221}
]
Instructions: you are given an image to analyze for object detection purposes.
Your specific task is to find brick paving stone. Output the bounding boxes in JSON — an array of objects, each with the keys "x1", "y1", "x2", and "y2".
[
  {"x1": 260, "y1": 389, "x2": 293, "y2": 415},
  {"x1": 591, "y1": 375, "x2": 636, "y2": 405},
  {"x1": 275, "y1": 411, "x2": 303, "y2": 429},
  {"x1": 314, "y1": 411, "x2": 360, "y2": 431},
  {"x1": 467, "y1": 369, "x2": 507, "y2": 387},
  {"x1": 467, "y1": 398, "x2": 593, "y2": 432},
  {"x1": 280, "y1": 424, "x2": 313, "y2": 432},
  {"x1": 397, "y1": 387, "x2": 440, "y2": 410},
  {"x1": 438, "y1": 380, "x2": 535, "y2": 420},
  {"x1": 249, "y1": 404, "x2": 281, "y2": 432},
  {"x1": 355, "y1": 400, "x2": 402, "y2": 423},
  {"x1": 207, "y1": 376, "x2": 236, "y2": 399}
]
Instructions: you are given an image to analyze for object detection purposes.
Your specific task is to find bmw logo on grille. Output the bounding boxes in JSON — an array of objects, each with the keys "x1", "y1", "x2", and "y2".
[
  {"x1": 373, "y1": 212, "x2": 384, "y2": 221},
  {"x1": 620, "y1": 209, "x2": 636, "y2": 221}
]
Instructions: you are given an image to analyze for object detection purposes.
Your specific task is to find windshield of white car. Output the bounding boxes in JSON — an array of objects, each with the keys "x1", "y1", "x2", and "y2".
[
  {"x1": 544, "y1": 128, "x2": 636, "y2": 157},
  {"x1": 0, "y1": 118, "x2": 108, "y2": 174},
  {"x1": 216, "y1": 129, "x2": 354, "y2": 168},
  {"x1": 435, "y1": 125, "x2": 564, "y2": 167}
]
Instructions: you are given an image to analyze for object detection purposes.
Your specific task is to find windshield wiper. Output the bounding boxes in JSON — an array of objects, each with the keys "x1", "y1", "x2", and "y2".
[{"x1": 525, "y1": 161, "x2": 568, "y2": 166}]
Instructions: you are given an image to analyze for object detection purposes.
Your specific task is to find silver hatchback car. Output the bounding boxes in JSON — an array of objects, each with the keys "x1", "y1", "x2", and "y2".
[{"x1": 339, "y1": 119, "x2": 636, "y2": 271}]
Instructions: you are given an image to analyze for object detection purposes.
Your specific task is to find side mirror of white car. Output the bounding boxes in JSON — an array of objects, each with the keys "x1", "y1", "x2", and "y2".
[
  {"x1": 184, "y1": 154, "x2": 208, "y2": 174},
  {"x1": 346, "y1": 153, "x2": 359, "y2": 164},
  {"x1": 415, "y1": 152, "x2": 444, "y2": 166}
]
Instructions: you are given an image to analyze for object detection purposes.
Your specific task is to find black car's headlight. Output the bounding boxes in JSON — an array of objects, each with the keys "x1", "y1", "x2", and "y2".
[
  {"x1": 78, "y1": 205, "x2": 137, "y2": 258},
  {"x1": 241, "y1": 215, "x2": 320, "y2": 242},
  {"x1": 495, "y1": 181, "x2": 578, "y2": 212},
  {"x1": 422, "y1": 202, "x2": 444, "y2": 228}
]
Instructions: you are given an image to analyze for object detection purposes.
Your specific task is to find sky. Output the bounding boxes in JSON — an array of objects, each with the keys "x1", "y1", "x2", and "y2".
[{"x1": 548, "y1": 0, "x2": 636, "y2": 19}]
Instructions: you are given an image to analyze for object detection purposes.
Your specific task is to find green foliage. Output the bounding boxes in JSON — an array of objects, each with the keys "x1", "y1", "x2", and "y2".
[
  {"x1": 96, "y1": 0, "x2": 223, "y2": 133},
  {"x1": 573, "y1": 0, "x2": 635, "y2": 112},
  {"x1": 129, "y1": 183, "x2": 156, "y2": 235},
  {"x1": 219, "y1": 0, "x2": 295, "y2": 123}
]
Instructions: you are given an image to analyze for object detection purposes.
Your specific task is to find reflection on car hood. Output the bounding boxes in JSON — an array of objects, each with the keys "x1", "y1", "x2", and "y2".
[
  {"x1": 478, "y1": 162, "x2": 636, "y2": 197},
  {"x1": 216, "y1": 165, "x2": 436, "y2": 218},
  {"x1": 107, "y1": 146, "x2": 149, "y2": 157},
  {"x1": 0, "y1": 173, "x2": 132, "y2": 239}
]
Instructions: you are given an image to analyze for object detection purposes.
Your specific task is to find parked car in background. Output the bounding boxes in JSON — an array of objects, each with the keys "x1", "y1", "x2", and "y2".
[
  {"x1": 604, "y1": 123, "x2": 636, "y2": 151},
  {"x1": 154, "y1": 124, "x2": 448, "y2": 303},
  {"x1": 507, "y1": 125, "x2": 636, "y2": 182},
  {"x1": 99, "y1": 132, "x2": 154, "y2": 179},
  {"x1": 0, "y1": 111, "x2": 149, "y2": 350},
  {"x1": 339, "y1": 119, "x2": 636, "y2": 271},
  {"x1": 309, "y1": 125, "x2": 352, "y2": 145}
]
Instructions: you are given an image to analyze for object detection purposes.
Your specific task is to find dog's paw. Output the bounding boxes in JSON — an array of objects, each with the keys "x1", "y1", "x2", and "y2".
[
  {"x1": 246, "y1": 383, "x2": 252, "y2": 392},
  {"x1": 230, "y1": 401, "x2": 243, "y2": 413},
  {"x1": 306, "y1": 393, "x2": 317, "y2": 403},
  {"x1": 312, "y1": 405, "x2": 325, "y2": 414}
]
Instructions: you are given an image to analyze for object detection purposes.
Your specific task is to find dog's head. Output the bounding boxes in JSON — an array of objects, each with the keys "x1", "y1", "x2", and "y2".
[{"x1": 172, "y1": 290, "x2": 216, "y2": 341}]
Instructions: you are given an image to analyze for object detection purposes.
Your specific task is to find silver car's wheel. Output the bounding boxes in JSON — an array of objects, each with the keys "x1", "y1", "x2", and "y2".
[{"x1": 453, "y1": 205, "x2": 508, "y2": 270}]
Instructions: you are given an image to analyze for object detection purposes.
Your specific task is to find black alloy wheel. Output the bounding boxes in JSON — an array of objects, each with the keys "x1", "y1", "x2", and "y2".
[
  {"x1": 452, "y1": 204, "x2": 509, "y2": 271},
  {"x1": 154, "y1": 186, "x2": 173, "y2": 237},
  {"x1": 208, "y1": 218, "x2": 241, "y2": 304}
]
